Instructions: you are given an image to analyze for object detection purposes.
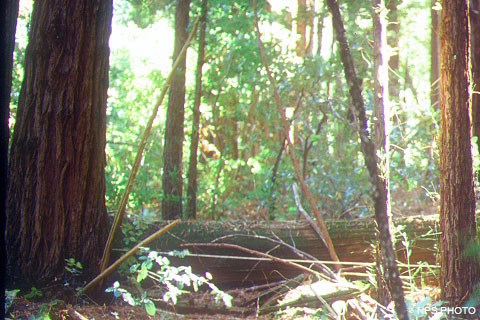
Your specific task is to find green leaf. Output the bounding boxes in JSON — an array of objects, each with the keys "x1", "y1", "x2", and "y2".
[
  {"x1": 137, "y1": 263, "x2": 148, "y2": 282},
  {"x1": 144, "y1": 300, "x2": 156, "y2": 316}
]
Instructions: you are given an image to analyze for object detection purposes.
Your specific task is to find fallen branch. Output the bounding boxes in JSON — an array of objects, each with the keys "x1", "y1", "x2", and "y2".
[
  {"x1": 181, "y1": 242, "x2": 319, "y2": 276},
  {"x1": 254, "y1": 274, "x2": 307, "y2": 309},
  {"x1": 258, "y1": 287, "x2": 361, "y2": 315},
  {"x1": 212, "y1": 232, "x2": 336, "y2": 279},
  {"x1": 82, "y1": 219, "x2": 180, "y2": 294},
  {"x1": 252, "y1": 0, "x2": 340, "y2": 270}
]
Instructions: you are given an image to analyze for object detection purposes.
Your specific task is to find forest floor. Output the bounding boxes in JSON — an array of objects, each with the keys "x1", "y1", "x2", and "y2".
[
  {"x1": 7, "y1": 273, "x2": 441, "y2": 319},
  {"x1": 7, "y1": 193, "x2": 443, "y2": 319},
  {"x1": 8, "y1": 289, "x2": 275, "y2": 319}
]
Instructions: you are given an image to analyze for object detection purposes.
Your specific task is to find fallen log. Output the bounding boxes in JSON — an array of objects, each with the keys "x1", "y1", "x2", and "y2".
[{"x1": 117, "y1": 217, "x2": 440, "y2": 288}]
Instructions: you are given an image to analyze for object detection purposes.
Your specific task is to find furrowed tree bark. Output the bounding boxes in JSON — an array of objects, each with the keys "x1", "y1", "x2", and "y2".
[
  {"x1": 439, "y1": 0, "x2": 479, "y2": 305},
  {"x1": 162, "y1": 0, "x2": 191, "y2": 220},
  {"x1": 325, "y1": 0, "x2": 408, "y2": 318},
  {"x1": 1, "y1": 0, "x2": 20, "y2": 315},
  {"x1": 186, "y1": 0, "x2": 208, "y2": 219},
  {"x1": 471, "y1": 0, "x2": 480, "y2": 151},
  {"x1": 6, "y1": 0, "x2": 113, "y2": 287},
  {"x1": 253, "y1": 0, "x2": 340, "y2": 270}
]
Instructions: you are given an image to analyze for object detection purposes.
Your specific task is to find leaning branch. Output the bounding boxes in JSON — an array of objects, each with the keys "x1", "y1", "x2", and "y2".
[
  {"x1": 252, "y1": 0, "x2": 340, "y2": 270},
  {"x1": 324, "y1": 0, "x2": 408, "y2": 318},
  {"x1": 99, "y1": 17, "x2": 200, "y2": 275},
  {"x1": 292, "y1": 183, "x2": 326, "y2": 246},
  {"x1": 82, "y1": 219, "x2": 180, "y2": 294}
]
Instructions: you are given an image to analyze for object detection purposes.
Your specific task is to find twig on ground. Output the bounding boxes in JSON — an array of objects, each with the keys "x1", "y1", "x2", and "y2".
[
  {"x1": 82, "y1": 220, "x2": 180, "y2": 294},
  {"x1": 212, "y1": 232, "x2": 336, "y2": 280},
  {"x1": 181, "y1": 242, "x2": 319, "y2": 276}
]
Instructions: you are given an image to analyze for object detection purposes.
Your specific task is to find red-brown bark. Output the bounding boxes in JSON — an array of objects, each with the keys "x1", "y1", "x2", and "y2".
[
  {"x1": 162, "y1": 0, "x2": 191, "y2": 220},
  {"x1": 439, "y1": 0, "x2": 478, "y2": 305},
  {"x1": 6, "y1": 0, "x2": 112, "y2": 286},
  {"x1": 471, "y1": 0, "x2": 480, "y2": 150}
]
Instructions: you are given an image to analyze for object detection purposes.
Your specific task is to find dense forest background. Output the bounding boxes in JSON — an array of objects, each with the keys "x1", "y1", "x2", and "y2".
[
  {"x1": 4, "y1": 0, "x2": 480, "y2": 318},
  {"x1": 11, "y1": 0, "x2": 442, "y2": 221}
]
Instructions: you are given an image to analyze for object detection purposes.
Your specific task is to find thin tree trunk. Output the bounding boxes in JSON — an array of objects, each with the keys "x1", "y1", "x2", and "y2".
[
  {"x1": 431, "y1": 0, "x2": 441, "y2": 109},
  {"x1": 162, "y1": 0, "x2": 191, "y2": 220},
  {"x1": 186, "y1": 0, "x2": 207, "y2": 219},
  {"x1": 325, "y1": 0, "x2": 408, "y2": 318},
  {"x1": 1, "y1": 0, "x2": 20, "y2": 315},
  {"x1": 373, "y1": 0, "x2": 392, "y2": 308},
  {"x1": 316, "y1": 8, "x2": 327, "y2": 56},
  {"x1": 439, "y1": 0, "x2": 478, "y2": 305},
  {"x1": 386, "y1": 0, "x2": 400, "y2": 102},
  {"x1": 6, "y1": 0, "x2": 112, "y2": 287},
  {"x1": 296, "y1": 0, "x2": 307, "y2": 57}
]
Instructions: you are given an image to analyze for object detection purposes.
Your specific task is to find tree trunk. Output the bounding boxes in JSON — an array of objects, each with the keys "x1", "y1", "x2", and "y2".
[
  {"x1": 471, "y1": 0, "x2": 480, "y2": 151},
  {"x1": 324, "y1": 0, "x2": 408, "y2": 318},
  {"x1": 373, "y1": 0, "x2": 392, "y2": 307},
  {"x1": 431, "y1": 0, "x2": 441, "y2": 109},
  {"x1": 186, "y1": 0, "x2": 207, "y2": 219},
  {"x1": 6, "y1": 0, "x2": 112, "y2": 287},
  {"x1": 386, "y1": 0, "x2": 400, "y2": 102},
  {"x1": 296, "y1": 0, "x2": 307, "y2": 57},
  {"x1": 296, "y1": 0, "x2": 314, "y2": 56},
  {"x1": 1, "y1": 0, "x2": 20, "y2": 314},
  {"x1": 439, "y1": 0, "x2": 479, "y2": 305},
  {"x1": 162, "y1": 0, "x2": 191, "y2": 220}
]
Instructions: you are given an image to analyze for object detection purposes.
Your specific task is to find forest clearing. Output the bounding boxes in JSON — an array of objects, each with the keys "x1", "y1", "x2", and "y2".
[{"x1": 2, "y1": 0, "x2": 480, "y2": 319}]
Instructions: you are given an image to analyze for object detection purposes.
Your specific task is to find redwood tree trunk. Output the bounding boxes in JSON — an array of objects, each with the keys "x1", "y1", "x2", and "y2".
[
  {"x1": 162, "y1": 0, "x2": 191, "y2": 220},
  {"x1": 439, "y1": 0, "x2": 478, "y2": 305},
  {"x1": 6, "y1": 0, "x2": 112, "y2": 287},
  {"x1": 1, "y1": 0, "x2": 20, "y2": 313},
  {"x1": 471, "y1": 0, "x2": 480, "y2": 151}
]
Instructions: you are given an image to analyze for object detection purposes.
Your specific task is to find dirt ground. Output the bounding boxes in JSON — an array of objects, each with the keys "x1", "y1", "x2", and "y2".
[{"x1": 7, "y1": 289, "x2": 273, "y2": 320}]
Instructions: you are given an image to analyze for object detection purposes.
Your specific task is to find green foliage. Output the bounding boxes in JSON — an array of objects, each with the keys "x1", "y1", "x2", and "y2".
[
  {"x1": 5, "y1": 289, "x2": 20, "y2": 311},
  {"x1": 64, "y1": 258, "x2": 83, "y2": 276},
  {"x1": 106, "y1": 248, "x2": 232, "y2": 316},
  {"x1": 121, "y1": 208, "x2": 157, "y2": 246},
  {"x1": 106, "y1": 49, "x2": 165, "y2": 212},
  {"x1": 102, "y1": 0, "x2": 440, "y2": 220},
  {"x1": 9, "y1": 0, "x2": 442, "y2": 222},
  {"x1": 24, "y1": 287, "x2": 43, "y2": 300},
  {"x1": 115, "y1": 0, "x2": 175, "y2": 28}
]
